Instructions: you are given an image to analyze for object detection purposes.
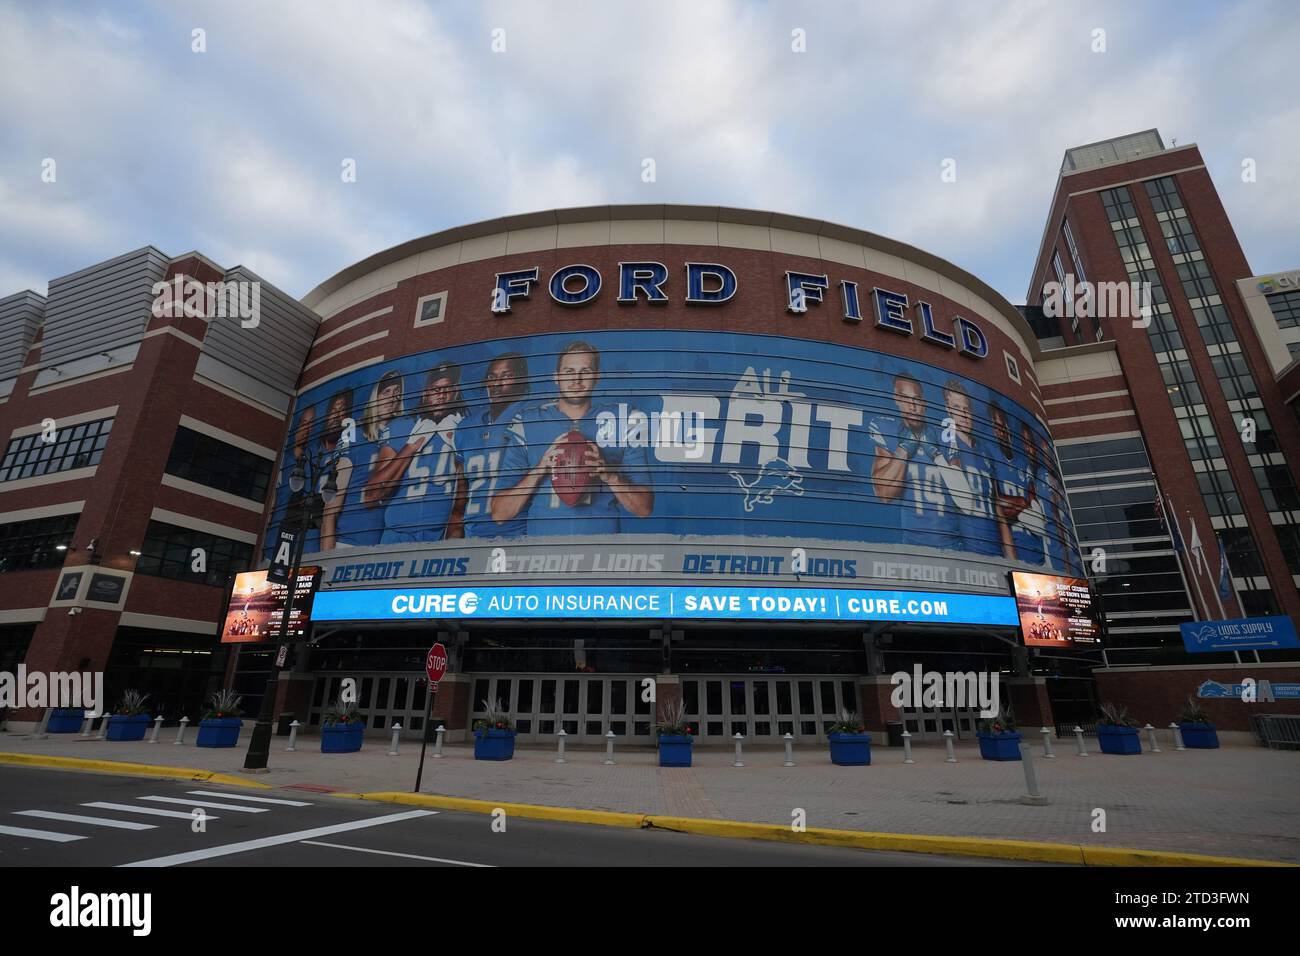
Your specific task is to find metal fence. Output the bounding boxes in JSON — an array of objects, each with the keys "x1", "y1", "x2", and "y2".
[{"x1": 1250, "y1": 714, "x2": 1300, "y2": 750}]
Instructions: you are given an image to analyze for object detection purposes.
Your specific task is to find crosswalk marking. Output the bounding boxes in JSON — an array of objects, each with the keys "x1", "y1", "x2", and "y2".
[
  {"x1": 14, "y1": 810, "x2": 156, "y2": 831},
  {"x1": 83, "y1": 802, "x2": 220, "y2": 820},
  {"x1": 0, "y1": 824, "x2": 86, "y2": 843},
  {"x1": 139, "y1": 796, "x2": 268, "y2": 813},
  {"x1": 300, "y1": 840, "x2": 489, "y2": 867},
  {"x1": 185, "y1": 790, "x2": 313, "y2": 807}
]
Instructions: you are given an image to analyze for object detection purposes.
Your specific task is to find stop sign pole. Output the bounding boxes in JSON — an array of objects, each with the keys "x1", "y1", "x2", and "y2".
[{"x1": 414, "y1": 642, "x2": 448, "y2": 793}]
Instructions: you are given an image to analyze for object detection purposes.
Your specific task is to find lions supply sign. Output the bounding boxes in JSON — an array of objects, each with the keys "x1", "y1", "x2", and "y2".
[
  {"x1": 1179, "y1": 615, "x2": 1300, "y2": 653},
  {"x1": 311, "y1": 584, "x2": 1018, "y2": 625},
  {"x1": 269, "y1": 329, "x2": 1081, "y2": 587}
]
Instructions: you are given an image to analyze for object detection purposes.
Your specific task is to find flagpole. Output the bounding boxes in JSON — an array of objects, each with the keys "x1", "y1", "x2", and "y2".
[
  {"x1": 1189, "y1": 510, "x2": 1228, "y2": 620},
  {"x1": 1218, "y1": 534, "x2": 1260, "y2": 664},
  {"x1": 1163, "y1": 493, "x2": 1209, "y2": 621}
]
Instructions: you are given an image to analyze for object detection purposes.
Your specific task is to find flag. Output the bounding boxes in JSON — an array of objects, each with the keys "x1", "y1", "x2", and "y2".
[
  {"x1": 1188, "y1": 517, "x2": 1206, "y2": 576},
  {"x1": 1159, "y1": 492, "x2": 1184, "y2": 552},
  {"x1": 1216, "y1": 534, "x2": 1233, "y2": 602},
  {"x1": 1153, "y1": 489, "x2": 1167, "y2": 532}
]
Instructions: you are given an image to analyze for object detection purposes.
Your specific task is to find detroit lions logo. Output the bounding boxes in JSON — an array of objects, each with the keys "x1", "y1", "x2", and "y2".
[
  {"x1": 728, "y1": 458, "x2": 805, "y2": 512},
  {"x1": 1193, "y1": 624, "x2": 1217, "y2": 645}
]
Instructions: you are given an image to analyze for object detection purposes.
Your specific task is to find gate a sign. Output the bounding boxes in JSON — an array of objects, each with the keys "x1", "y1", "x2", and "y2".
[
  {"x1": 426, "y1": 642, "x2": 448, "y2": 690},
  {"x1": 267, "y1": 529, "x2": 299, "y2": 584}
]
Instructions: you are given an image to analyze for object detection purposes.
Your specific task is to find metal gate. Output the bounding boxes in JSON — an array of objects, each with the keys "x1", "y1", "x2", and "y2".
[
  {"x1": 468, "y1": 674, "x2": 655, "y2": 745},
  {"x1": 680, "y1": 676, "x2": 857, "y2": 742}
]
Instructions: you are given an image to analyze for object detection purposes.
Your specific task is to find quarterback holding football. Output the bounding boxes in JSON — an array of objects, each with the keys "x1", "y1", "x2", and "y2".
[{"x1": 490, "y1": 340, "x2": 653, "y2": 534}]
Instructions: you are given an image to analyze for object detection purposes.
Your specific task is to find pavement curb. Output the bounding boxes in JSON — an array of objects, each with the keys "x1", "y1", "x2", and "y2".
[
  {"x1": 0, "y1": 751, "x2": 271, "y2": 789},
  {"x1": 351, "y1": 791, "x2": 1291, "y2": 866}
]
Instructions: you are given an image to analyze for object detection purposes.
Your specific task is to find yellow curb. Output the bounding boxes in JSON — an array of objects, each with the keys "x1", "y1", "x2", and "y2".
[
  {"x1": 0, "y1": 752, "x2": 271, "y2": 789},
  {"x1": 345, "y1": 791, "x2": 1292, "y2": 866},
  {"x1": 351, "y1": 791, "x2": 647, "y2": 828}
]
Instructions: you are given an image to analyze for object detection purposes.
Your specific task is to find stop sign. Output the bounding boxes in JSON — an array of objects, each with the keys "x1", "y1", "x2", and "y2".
[{"x1": 425, "y1": 642, "x2": 448, "y2": 686}]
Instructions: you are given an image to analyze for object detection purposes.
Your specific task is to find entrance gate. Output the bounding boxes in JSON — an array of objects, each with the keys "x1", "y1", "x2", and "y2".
[
  {"x1": 469, "y1": 674, "x2": 656, "y2": 745},
  {"x1": 680, "y1": 676, "x2": 857, "y2": 742}
]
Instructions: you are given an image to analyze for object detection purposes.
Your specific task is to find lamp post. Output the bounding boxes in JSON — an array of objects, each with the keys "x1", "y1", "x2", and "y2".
[{"x1": 242, "y1": 450, "x2": 337, "y2": 772}]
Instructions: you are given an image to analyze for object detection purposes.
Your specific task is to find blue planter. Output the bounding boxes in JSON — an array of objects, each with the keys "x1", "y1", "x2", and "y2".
[
  {"x1": 48, "y1": 708, "x2": 85, "y2": 734},
  {"x1": 474, "y1": 729, "x2": 517, "y2": 760},
  {"x1": 106, "y1": 714, "x2": 150, "y2": 741},
  {"x1": 321, "y1": 721, "x2": 364, "y2": 753},
  {"x1": 658, "y1": 735, "x2": 693, "y2": 767},
  {"x1": 1098, "y1": 724, "x2": 1141, "y2": 755},
  {"x1": 197, "y1": 717, "x2": 243, "y2": 748},
  {"x1": 828, "y1": 732, "x2": 871, "y2": 766},
  {"x1": 1179, "y1": 722, "x2": 1220, "y2": 749},
  {"x1": 977, "y1": 731, "x2": 1022, "y2": 760}
]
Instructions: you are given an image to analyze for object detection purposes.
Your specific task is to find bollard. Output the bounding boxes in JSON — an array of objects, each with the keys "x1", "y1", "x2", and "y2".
[
  {"x1": 1019, "y1": 742, "x2": 1048, "y2": 805},
  {"x1": 1144, "y1": 723, "x2": 1161, "y2": 753},
  {"x1": 149, "y1": 715, "x2": 164, "y2": 744},
  {"x1": 286, "y1": 719, "x2": 300, "y2": 752},
  {"x1": 604, "y1": 730, "x2": 616, "y2": 765},
  {"x1": 80, "y1": 715, "x2": 94, "y2": 738},
  {"x1": 943, "y1": 729, "x2": 956, "y2": 763},
  {"x1": 434, "y1": 724, "x2": 446, "y2": 758},
  {"x1": 782, "y1": 732, "x2": 795, "y2": 767},
  {"x1": 96, "y1": 714, "x2": 109, "y2": 740},
  {"x1": 35, "y1": 707, "x2": 53, "y2": 739},
  {"x1": 1073, "y1": 725, "x2": 1088, "y2": 756},
  {"x1": 1040, "y1": 726, "x2": 1056, "y2": 759},
  {"x1": 388, "y1": 722, "x2": 402, "y2": 756},
  {"x1": 902, "y1": 729, "x2": 914, "y2": 764},
  {"x1": 555, "y1": 728, "x2": 567, "y2": 764},
  {"x1": 733, "y1": 732, "x2": 745, "y2": 768},
  {"x1": 172, "y1": 716, "x2": 189, "y2": 745},
  {"x1": 1170, "y1": 722, "x2": 1185, "y2": 752}
]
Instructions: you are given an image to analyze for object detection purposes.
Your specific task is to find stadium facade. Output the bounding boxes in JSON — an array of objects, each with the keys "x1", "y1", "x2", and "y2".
[{"x1": 2, "y1": 130, "x2": 1297, "y2": 742}]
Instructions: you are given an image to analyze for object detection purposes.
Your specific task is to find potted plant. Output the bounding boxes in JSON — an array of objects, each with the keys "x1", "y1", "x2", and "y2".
[
  {"x1": 106, "y1": 690, "x2": 151, "y2": 741},
  {"x1": 1177, "y1": 696, "x2": 1219, "y2": 749},
  {"x1": 655, "y1": 699, "x2": 694, "y2": 767},
  {"x1": 47, "y1": 708, "x2": 85, "y2": 733},
  {"x1": 1097, "y1": 702, "x2": 1142, "y2": 755},
  {"x1": 827, "y1": 710, "x2": 871, "y2": 766},
  {"x1": 976, "y1": 707, "x2": 1022, "y2": 761},
  {"x1": 321, "y1": 699, "x2": 366, "y2": 753},
  {"x1": 197, "y1": 689, "x2": 244, "y2": 748},
  {"x1": 472, "y1": 698, "x2": 516, "y2": 761}
]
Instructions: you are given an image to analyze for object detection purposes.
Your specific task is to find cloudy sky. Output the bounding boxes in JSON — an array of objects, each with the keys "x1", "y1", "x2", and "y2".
[{"x1": 2, "y1": 0, "x2": 1296, "y2": 304}]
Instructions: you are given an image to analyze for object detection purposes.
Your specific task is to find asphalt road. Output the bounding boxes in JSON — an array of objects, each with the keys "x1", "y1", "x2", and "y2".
[{"x1": 0, "y1": 766, "x2": 1041, "y2": 867}]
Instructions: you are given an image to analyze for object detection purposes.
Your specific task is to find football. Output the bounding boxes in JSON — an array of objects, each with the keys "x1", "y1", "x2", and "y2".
[{"x1": 551, "y1": 430, "x2": 596, "y2": 506}]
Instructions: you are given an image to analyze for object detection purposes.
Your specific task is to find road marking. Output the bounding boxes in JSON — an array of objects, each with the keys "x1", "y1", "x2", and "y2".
[
  {"x1": 300, "y1": 840, "x2": 492, "y2": 867},
  {"x1": 83, "y1": 802, "x2": 220, "y2": 820},
  {"x1": 119, "y1": 809, "x2": 437, "y2": 867},
  {"x1": 185, "y1": 791, "x2": 313, "y2": 807},
  {"x1": 15, "y1": 811, "x2": 156, "y2": 831},
  {"x1": 139, "y1": 797, "x2": 268, "y2": 813},
  {"x1": 0, "y1": 824, "x2": 86, "y2": 843}
]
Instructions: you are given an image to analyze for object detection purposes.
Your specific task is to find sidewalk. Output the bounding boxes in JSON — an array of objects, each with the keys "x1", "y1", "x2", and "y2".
[{"x1": 2, "y1": 727, "x2": 1297, "y2": 863}]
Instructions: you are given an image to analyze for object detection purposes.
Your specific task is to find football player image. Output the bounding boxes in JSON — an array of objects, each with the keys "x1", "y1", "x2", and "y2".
[
  {"x1": 988, "y1": 403, "x2": 1036, "y2": 561},
  {"x1": 271, "y1": 403, "x2": 318, "y2": 556},
  {"x1": 369, "y1": 363, "x2": 468, "y2": 543},
  {"x1": 1013, "y1": 420, "x2": 1050, "y2": 566},
  {"x1": 869, "y1": 373, "x2": 954, "y2": 550},
  {"x1": 322, "y1": 370, "x2": 404, "y2": 549},
  {"x1": 314, "y1": 388, "x2": 354, "y2": 550},
  {"x1": 457, "y1": 352, "x2": 531, "y2": 539},
  {"x1": 934, "y1": 379, "x2": 1010, "y2": 558},
  {"x1": 1036, "y1": 434, "x2": 1072, "y2": 573},
  {"x1": 491, "y1": 340, "x2": 653, "y2": 535}
]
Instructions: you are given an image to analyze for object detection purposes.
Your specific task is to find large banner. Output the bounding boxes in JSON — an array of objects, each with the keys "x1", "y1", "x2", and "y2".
[
  {"x1": 268, "y1": 330, "x2": 1081, "y2": 579},
  {"x1": 1010, "y1": 571, "x2": 1101, "y2": 647}
]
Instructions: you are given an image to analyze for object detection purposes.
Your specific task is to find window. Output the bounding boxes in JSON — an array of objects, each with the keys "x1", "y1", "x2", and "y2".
[
  {"x1": 133, "y1": 520, "x2": 253, "y2": 587},
  {"x1": 0, "y1": 418, "x2": 113, "y2": 482},
  {"x1": 1004, "y1": 352, "x2": 1021, "y2": 384},
  {"x1": 413, "y1": 291, "x2": 448, "y2": 327},
  {"x1": 1063, "y1": 219, "x2": 1087, "y2": 285},
  {"x1": 0, "y1": 513, "x2": 79, "y2": 572},
  {"x1": 165, "y1": 426, "x2": 274, "y2": 503},
  {"x1": 1267, "y1": 289, "x2": 1300, "y2": 330}
]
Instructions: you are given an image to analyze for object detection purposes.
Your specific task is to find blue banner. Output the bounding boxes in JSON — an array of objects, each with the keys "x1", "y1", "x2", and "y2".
[
  {"x1": 272, "y1": 329, "x2": 1081, "y2": 575},
  {"x1": 311, "y1": 584, "x2": 1019, "y2": 625},
  {"x1": 1179, "y1": 616, "x2": 1300, "y2": 653}
]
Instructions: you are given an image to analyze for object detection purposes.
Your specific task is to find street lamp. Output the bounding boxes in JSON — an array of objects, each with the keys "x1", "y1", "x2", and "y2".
[{"x1": 242, "y1": 449, "x2": 337, "y2": 772}]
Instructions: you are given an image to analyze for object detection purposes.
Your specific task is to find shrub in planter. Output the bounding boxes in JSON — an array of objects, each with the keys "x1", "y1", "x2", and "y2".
[
  {"x1": 976, "y1": 707, "x2": 1022, "y2": 761},
  {"x1": 654, "y1": 699, "x2": 694, "y2": 767},
  {"x1": 1097, "y1": 702, "x2": 1142, "y2": 755},
  {"x1": 472, "y1": 698, "x2": 516, "y2": 761},
  {"x1": 321, "y1": 699, "x2": 366, "y2": 753},
  {"x1": 197, "y1": 689, "x2": 244, "y2": 748},
  {"x1": 826, "y1": 710, "x2": 871, "y2": 766},
  {"x1": 107, "y1": 690, "x2": 151, "y2": 741},
  {"x1": 1177, "y1": 696, "x2": 1219, "y2": 749}
]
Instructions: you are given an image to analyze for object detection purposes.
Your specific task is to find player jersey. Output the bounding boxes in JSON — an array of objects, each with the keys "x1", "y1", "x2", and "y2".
[
  {"x1": 1035, "y1": 463, "x2": 1065, "y2": 571},
  {"x1": 380, "y1": 412, "x2": 463, "y2": 544},
  {"x1": 457, "y1": 401, "x2": 527, "y2": 539},
  {"x1": 868, "y1": 416, "x2": 955, "y2": 550},
  {"x1": 500, "y1": 400, "x2": 651, "y2": 535},
  {"x1": 941, "y1": 434, "x2": 1002, "y2": 557},
  {"x1": 333, "y1": 423, "x2": 391, "y2": 547},
  {"x1": 995, "y1": 447, "x2": 1041, "y2": 563}
]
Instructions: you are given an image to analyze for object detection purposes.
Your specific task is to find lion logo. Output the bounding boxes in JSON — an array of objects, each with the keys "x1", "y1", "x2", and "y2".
[{"x1": 728, "y1": 458, "x2": 805, "y2": 512}]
